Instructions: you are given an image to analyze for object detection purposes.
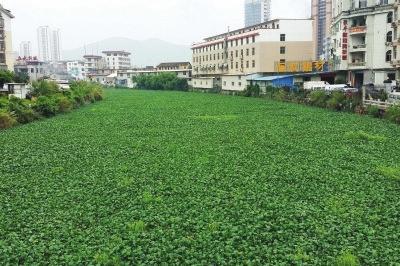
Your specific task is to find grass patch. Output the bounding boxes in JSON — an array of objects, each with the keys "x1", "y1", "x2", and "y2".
[
  {"x1": 377, "y1": 166, "x2": 400, "y2": 181},
  {"x1": 1, "y1": 89, "x2": 400, "y2": 264},
  {"x1": 335, "y1": 251, "x2": 360, "y2": 266},
  {"x1": 194, "y1": 114, "x2": 238, "y2": 121},
  {"x1": 345, "y1": 130, "x2": 387, "y2": 142}
]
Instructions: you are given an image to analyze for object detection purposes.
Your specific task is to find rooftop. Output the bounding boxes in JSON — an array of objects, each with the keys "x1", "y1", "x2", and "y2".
[
  {"x1": 0, "y1": 4, "x2": 14, "y2": 19},
  {"x1": 102, "y1": 51, "x2": 131, "y2": 56},
  {"x1": 84, "y1": 55, "x2": 103, "y2": 59},
  {"x1": 202, "y1": 18, "x2": 312, "y2": 42},
  {"x1": 157, "y1": 62, "x2": 191, "y2": 68}
]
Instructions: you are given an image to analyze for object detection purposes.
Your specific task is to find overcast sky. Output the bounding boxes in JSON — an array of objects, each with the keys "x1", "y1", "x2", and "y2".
[{"x1": 3, "y1": 0, "x2": 311, "y2": 53}]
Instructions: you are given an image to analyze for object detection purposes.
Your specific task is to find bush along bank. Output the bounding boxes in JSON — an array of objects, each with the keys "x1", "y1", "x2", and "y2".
[
  {"x1": 0, "y1": 81, "x2": 104, "y2": 130},
  {"x1": 241, "y1": 85, "x2": 400, "y2": 125}
]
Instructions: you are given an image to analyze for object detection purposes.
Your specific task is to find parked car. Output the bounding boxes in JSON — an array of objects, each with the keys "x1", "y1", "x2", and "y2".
[
  {"x1": 388, "y1": 92, "x2": 400, "y2": 103},
  {"x1": 304, "y1": 81, "x2": 357, "y2": 93},
  {"x1": 304, "y1": 81, "x2": 329, "y2": 91}
]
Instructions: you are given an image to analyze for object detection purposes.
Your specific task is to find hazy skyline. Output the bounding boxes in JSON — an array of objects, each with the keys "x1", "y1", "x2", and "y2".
[{"x1": 3, "y1": 0, "x2": 311, "y2": 55}]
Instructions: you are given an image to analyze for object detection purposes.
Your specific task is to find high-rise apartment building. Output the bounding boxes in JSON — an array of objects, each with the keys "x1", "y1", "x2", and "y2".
[
  {"x1": 0, "y1": 4, "x2": 14, "y2": 71},
  {"x1": 245, "y1": 0, "x2": 272, "y2": 27},
  {"x1": 50, "y1": 29, "x2": 61, "y2": 62},
  {"x1": 37, "y1": 26, "x2": 61, "y2": 62},
  {"x1": 37, "y1": 26, "x2": 51, "y2": 62},
  {"x1": 19, "y1": 41, "x2": 31, "y2": 58},
  {"x1": 312, "y1": 0, "x2": 332, "y2": 60}
]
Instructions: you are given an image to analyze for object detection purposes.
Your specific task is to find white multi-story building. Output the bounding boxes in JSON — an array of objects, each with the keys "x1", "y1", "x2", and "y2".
[
  {"x1": 330, "y1": 0, "x2": 395, "y2": 88},
  {"x1": 390, "y1": 0, "x2": 400, "y2": 78},
  {"x1": 83, "y1": 55, "x2": 106, "y2": 74},
  {"x1": 67, "y1": 61, "x2": 85, "y2": 80},
  {"x1": 19, "y1": 41, "x2": 31, "y2": 58},
  {"x1": 245, "y1": 0, "x2": 272, "y2": 27},
  {"x1": 50, "y1": 29, "x2": 61, "y2": 62},
  {"x1": 0, "y1": 4, "x2": 14, "y2": 71},
  {"x1": 37, "y1": 26, "x2": 51, "y2": 62},
  {"x1": 156, "y1": 62, "x2": 192, "y2": 79},
  {"x1": 14, "y1": 58, "x2": 49, "y2": 81},
  {"x1": 191, "y1": 19, "x2": 314, "y2": 91},
  {"x1": 102, "y1": 51, "x2": 131, "y2": 70}
]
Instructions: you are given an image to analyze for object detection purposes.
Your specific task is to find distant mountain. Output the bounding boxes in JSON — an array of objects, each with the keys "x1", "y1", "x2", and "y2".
[{"x1": 62, "y1": 37, "x2": 191, "y2": 67}]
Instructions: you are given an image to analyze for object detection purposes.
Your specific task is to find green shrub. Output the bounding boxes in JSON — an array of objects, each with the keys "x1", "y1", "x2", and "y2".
[
  {"x1": 31, "y1": 80, "x2": 60, "y2": 97},
  {"x1": 273, "y1": 89, "x2": 288, "y2": 101},
  {"x1": 0, "y1": 97, "x2": 9, "y2": 109},
  {"x1": 135, "y1": 73, "x2": 188, "y2": 91},
  {"x1": 377, "y1": 89, "x2": 388, "y2": 102},
  {"x1": 56, "y1": 96, "x2": 73, "y2": 113},
  {"x1": 327, "y1": 91, "x2": 346, "y2": 111},
  {"x1": 33, "y1": 96, "x2": 58, "y2": 117},
  {"x1": 309, "y1": 90, "x2": 328, "y2": 108},
  {"x1": 385, "y1": 105, "x2": 400, "y2": 124},
  {"x1": 242, "y1": 85, "x2": 260, "y2": 97},
  {"x1": 8, "y1": 97, "x2": 40, "y2": 124},
  {"x1": 70, "y1": 81, "x2": 104, "y2": 105},
  {"x1": 0, "y1": 70, "x2": 14, "y2": 87},
  {"x1": 0, "y1": 110, "x2": 17, "y2": 129}
]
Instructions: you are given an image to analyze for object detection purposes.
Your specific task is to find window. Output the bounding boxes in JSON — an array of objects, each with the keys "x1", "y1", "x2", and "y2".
[
  {"x1": 252, "y1": 36, "x2": 256, "y2": 43},
  {"x1": 236, "y1": 62, "x2": 239, "y2": 69},
  {"x1": 252, "y1": 60, "x2": 256, "y2": 68},
  {"x1": 241, "y1": 38, "x2": 243, "y2": 45},
  {"x1": 224, "y1": 81, "x2": 226, "y2": 86},
  {"x1": 241, "y1": 49, "x2": 243, "y2": 56},
  {"x1": 246, "y1": 37, "x2": 249, "y2": 44},
  {"x1": 232, "y1": 82, "x2": 235, "y2": 86},
  {"x1": 252, "y1": 48, "x2": 255, "y2": 56},
  {"x1": 280, "y1": 47, "x2": 286, "y2": 54},
  {"x1": 388, "y1": 12, "x2": 393, "y2": 24},
  {"x1": 280, "y1": 34, "x2": 286, "y2": 42},
  {"x1": 236, "y1": 50, "x2": 238, "y2": 57},
  {"x1": 387, "y1": 31, "x2": 393, "y2": 43},
  {"x1": 246, "y1": 49, "x2": 249, "y2": 56},
  {"x1": 236, "y1": 40, "x2": 238, "y2": 46},
  {"x1": 238, "y1": 82, "x2": 242, "y2": 86},
  {"x1": 246, "y1": 61, "x2": 249, "y2": 68},
  {"x1": 386, "y1": 50, "x2": 392, "y2": 62}
]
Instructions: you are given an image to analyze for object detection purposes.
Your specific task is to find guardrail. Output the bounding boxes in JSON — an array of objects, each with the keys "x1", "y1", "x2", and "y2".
[{"x1": 363, "y1": 99, "x2": 393, "y2": 110}]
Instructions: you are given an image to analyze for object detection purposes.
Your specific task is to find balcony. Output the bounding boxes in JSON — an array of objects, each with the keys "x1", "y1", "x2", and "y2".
[
  {"x1": 350, "y1": 44, "x2": 366, "y2": 51},
  {"x1": 348, "y1": 61, "x2": 366, "y2": 69},
  {"x1": 349, "y1": 26, "x2": 367, "y2": 34}
]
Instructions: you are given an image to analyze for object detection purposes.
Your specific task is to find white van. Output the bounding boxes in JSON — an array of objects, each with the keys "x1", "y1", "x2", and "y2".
[{"x1": 304, "y1": 81, "x2": 329, "y2": 91}]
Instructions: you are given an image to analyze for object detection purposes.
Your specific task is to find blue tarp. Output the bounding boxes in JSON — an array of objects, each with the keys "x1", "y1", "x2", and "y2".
[{"x1": 249, "y1": 75, "x2": 295, "y2": 88}]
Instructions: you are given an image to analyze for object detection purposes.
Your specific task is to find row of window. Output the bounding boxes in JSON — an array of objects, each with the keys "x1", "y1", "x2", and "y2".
[
  {"x1": 223, "y1": 81, "x2": 243, "y2": 87},
  {"x1": 193, "y1": 34, "x2": 286, "y2": 54},
  {"x1": 193, "y1": 36, "x2": 257, "y2": 54},
  {"x1": 193, "y1": 48, "x2": 257, "y2": 63},
  {"x1": 195, "y1": 60, "x2": 256, "y2": 72}
]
